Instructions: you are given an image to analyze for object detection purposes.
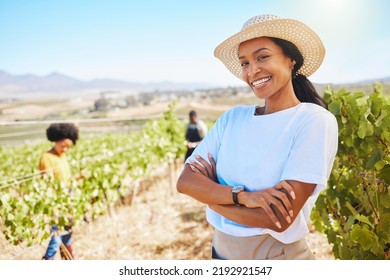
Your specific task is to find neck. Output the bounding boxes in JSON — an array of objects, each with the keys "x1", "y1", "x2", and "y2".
[
  {"x1": 263, "y1": 83, "x2": 300, "y2": 114},
  {"x1": 49, "y1": 148, "x2": 62, "y2": 156}
]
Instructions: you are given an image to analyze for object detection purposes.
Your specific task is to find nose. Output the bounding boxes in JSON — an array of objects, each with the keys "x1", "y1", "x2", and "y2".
[{"x1": 247, "y1": 62, "x2": 261, "y2": 79}]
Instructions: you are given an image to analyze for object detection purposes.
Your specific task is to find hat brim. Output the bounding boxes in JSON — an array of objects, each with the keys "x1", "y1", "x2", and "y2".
[{"x1": 214, "y1": 18, "x2": 325, "y2": 79}]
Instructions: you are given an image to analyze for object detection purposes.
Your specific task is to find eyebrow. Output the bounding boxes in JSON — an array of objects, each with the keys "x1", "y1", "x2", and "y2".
[{"x1": 238, "y1": 47, "x2": 271, "y2": 60}]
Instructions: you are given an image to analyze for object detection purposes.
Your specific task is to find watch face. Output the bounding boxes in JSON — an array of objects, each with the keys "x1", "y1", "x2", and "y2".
[{"x1": 232, "y1": 186, "x2": 244, "y2": 193}]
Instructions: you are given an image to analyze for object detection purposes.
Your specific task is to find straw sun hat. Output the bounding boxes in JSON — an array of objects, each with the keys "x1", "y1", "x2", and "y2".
[{"x1": 214, "y1": 14, "x2": 325, "y2": 79}]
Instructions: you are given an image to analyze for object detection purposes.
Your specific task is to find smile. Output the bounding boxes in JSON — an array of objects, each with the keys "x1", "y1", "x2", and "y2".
[{"x1": 251, "y1": 76, "x2": 271, "y2": 88}]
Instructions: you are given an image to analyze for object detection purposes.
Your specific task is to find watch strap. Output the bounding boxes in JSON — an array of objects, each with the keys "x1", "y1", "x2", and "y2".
[
  {"x1": 232, "y1": 191, "x2": 240, "y2": 206},
  {"x1": 232, "y1": 190, "x2": 243, "y2": 206}
]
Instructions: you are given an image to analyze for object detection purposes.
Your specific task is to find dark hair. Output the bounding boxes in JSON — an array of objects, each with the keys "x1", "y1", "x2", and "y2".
[
  {"x1": 269, "y1": 37, "x2": 327, "y2": 108},
  {"x1": 46, "y1": 123, "x2": 79, "y2": 145},
  {"x1": 189, "y1": 110, "x2": 197, "y2": 117}
]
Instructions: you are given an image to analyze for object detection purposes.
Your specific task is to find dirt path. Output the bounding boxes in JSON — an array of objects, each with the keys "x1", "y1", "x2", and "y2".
[{"x1": 1, "y1": 172, "x2": 334, "y2": 260}]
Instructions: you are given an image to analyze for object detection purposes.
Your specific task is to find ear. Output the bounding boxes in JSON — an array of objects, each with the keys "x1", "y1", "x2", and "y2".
[
  {"x1": 290, "y1": 60, "x2": 296, "y2": 70},
  {"x1": 291, "y1": 59, "x2": 296, "y2": 66}
]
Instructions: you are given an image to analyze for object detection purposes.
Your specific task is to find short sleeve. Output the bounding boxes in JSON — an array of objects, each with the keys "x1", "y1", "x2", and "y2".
[
  {"x1": 185, "y1": 110, "x2": 230, "y2": 166},
  {"x1": 280, "y1": 112, "x2": 338, "y2": 197},
  {"x1": 39, "y1": 154, "x2": 50, "y2": 171},
  {"x1": 197, "y1": 120, "x2": 208, "y2": 139}
]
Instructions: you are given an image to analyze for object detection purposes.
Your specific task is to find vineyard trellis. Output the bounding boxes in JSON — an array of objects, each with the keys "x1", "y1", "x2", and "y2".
[
  {"x1": 1, "y1": 87, "x2": 389, "y2": 260},
  {"x1": 0, "y1": 102, "x2": 186, "y2": 246},
  {"x1": 312, "y1": 84, "x2": 390, "y2": 259}
]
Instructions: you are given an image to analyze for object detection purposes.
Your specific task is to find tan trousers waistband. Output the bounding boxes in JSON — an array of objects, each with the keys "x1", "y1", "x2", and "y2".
[{"x1": 212, "y1": 229, "x2": 315, "y2": 260}]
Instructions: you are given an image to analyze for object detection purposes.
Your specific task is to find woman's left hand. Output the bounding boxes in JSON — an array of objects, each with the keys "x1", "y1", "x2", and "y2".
[{"x1": 188, "y1": 153, "x2": 218, "y2": 183}]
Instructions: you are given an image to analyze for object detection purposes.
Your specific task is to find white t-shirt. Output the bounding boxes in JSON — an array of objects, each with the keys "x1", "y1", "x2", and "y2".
[
  {"x1": 185, "y1": 103, "x2": 338, "y2": 244},
  {"x1": 186, "y1": 120, "x2": 208, "y2": 139}
]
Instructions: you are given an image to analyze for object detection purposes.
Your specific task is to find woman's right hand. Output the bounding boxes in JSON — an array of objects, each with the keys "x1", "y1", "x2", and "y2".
[{"x1": 239, "y1": 181, "x2": 296, "y2": 229}]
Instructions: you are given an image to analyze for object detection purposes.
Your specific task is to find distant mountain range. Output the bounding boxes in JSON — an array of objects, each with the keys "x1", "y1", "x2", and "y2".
[
  {"x1": 0, "y1": 70, "x2": 214, "y2": 99},
  {"x1": 0, "y1": 70, "x2": 389, "y2": 100}
]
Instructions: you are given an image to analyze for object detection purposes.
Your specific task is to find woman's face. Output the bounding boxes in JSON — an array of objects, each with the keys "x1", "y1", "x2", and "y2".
[
  {"x1": 54, "y1": 138, "x2": 73, "y2": 155},
  {"x1": 239, "y1": 37, "x2": 295, "y2": 100}
]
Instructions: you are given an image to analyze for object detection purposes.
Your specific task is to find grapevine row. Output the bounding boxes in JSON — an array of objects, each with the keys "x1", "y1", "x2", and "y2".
[{"x1": 0, "y1": 102, "x2": 186, "y2": 246}]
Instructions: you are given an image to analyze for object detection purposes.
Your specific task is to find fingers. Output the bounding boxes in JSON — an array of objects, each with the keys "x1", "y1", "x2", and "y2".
[
  {"x1": 188, "y1": 161, "x2": 207, "y2": 177},
  {"x1": 194, "y1": 155, "x2": 213, "y2": 178},
  {"x1": 188, "y1": 164, "x2": 200, "y2": 173},
  {"x1": 258, "y1": 193, "x2": 291, "y2": 227},
  {"x1": 269, "y1": 197, "x2": 292, "y2": 224},
  {"x1": 271, "y1": 188, "x2": 294, "y2": 218},
  {"x1": 274, "y1": 181, "x2": 295, "y2": 218},
  {"x1": 243, "y1": 192, "x2": 282, "y2": 228},
  {"x1": 261, "y1": 204, "x2": 282, "y2": 229},
  {"x1": 195, "y1": 156, "x2": 214, "y2": 178},
  {"x1": 187, "y1": 153, "x2": 218, "y2": 183},
  {"x1": 247, "y1": 188, "x2": 293, "y2": 226},
  {"x1": 208, "y1": 153, "x2": 217, "y2": 180},
  {"x1": 276, "y1": 181, "x2": 296, "y2": 200}
]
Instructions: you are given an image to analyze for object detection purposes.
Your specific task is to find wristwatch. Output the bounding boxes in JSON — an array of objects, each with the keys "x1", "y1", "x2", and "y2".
[{"x1": 232, "y1": 186, "x2": 245, "y2": 206}]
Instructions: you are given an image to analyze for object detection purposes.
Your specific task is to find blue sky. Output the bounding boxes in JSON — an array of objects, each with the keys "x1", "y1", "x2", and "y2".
[{"x1": 1, "y1": 0, "x2": 389, "y2": 86}]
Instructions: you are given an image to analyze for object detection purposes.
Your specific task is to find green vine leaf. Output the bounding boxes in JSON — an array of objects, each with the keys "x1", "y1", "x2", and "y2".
[{"x1": 312, "y1": 84, "x2": 390, "y2": 260}]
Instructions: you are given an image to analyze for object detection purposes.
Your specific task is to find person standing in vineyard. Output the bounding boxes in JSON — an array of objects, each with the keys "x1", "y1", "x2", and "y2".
[
  {"x1": 177, "y1": 14, "x2": 338, "y2": 259},
  {"x1": 184, "y1": 110, "x2": 208, "y2": 161},
  {"x1": 39, "y1": 123, "x2": 79, "y2": 260}
]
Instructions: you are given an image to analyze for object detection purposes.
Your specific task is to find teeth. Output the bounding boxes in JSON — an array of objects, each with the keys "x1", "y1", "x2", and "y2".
[{"x1": 252, "y1": 77, "x2": 271, "y2": 87}]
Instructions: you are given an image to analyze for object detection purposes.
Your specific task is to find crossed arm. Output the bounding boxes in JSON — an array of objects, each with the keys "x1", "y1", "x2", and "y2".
[{"x1": 176, "y1": 154, "x2": 316, "y2": 233}]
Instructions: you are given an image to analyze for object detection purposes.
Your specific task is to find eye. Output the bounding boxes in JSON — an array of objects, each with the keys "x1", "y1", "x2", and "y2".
[
  {"x1": 240, "y1": 61, "x2": 249, "y2": 67},
  {"x1": 257, "y1": 55, "x2": 269, "y2": 61}
]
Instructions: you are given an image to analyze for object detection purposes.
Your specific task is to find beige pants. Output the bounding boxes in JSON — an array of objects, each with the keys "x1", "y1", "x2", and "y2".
[{"x1": 212, "y1": 229, "x2": 315, "y2": 260}]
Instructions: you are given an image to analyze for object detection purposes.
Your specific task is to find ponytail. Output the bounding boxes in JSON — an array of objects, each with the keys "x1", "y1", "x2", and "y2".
[
  {"x1": 292, "y1": 74, "x2": 327, "y2": 107},
  {"x1": 270, "y1": 37, "x2": 327, "y2": 108}
]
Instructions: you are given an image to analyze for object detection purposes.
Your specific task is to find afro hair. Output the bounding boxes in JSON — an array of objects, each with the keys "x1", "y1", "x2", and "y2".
[{"x1": 46, "y1": 123, "x2": 79, "y2": 145}]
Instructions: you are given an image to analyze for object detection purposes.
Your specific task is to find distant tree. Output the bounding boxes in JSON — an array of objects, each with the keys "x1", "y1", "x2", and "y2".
[
  {"x1": 138, "y1": 92, "x2": 154, "y2": 106},
  {"x1": 94, "y1": 97, "x2": 111, "y2": 112},
  {"x1": 229, "y1": 87, "x2": 238, "y2": 95},
  {"x1": 126, "y1": 95, "x2": 138, "y2": 107}
]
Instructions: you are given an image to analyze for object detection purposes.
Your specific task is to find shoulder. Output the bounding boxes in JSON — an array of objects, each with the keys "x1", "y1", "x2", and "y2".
[
  {"x1": 215, "y1": 105, "x2": 252, "y2": 126},
  {"x1": 210, "y1": 105, "x2": 252, "y2": 132},
  {"x1": 39, "y1": 152, "x2": 53, "y2": 168},
  {"x1": 197, "y1": 120, "x2": 206, "y2": 126},
  {"x1": 298, "y1": 103, "x2": 337, "y2": 127},
  {"x1": 40, "y1": 152, "x2": 52, "y2": 161},
  {"x1": 292, "y1": 104, "x2": 338, "y2": 143},
  {"x1": 222, "y1": 105, "x2": 253, "y2": 120}
]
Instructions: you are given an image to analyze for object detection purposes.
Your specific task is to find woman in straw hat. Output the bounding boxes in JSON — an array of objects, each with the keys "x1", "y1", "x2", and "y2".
[{"x1": 177, "y1": 14, "x2": 338, "y2": 259}]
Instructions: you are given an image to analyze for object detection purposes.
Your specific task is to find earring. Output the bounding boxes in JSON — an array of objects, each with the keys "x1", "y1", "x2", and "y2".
[{"x1": 293, "y1": 69, "x2": 300, "y2": 79}]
